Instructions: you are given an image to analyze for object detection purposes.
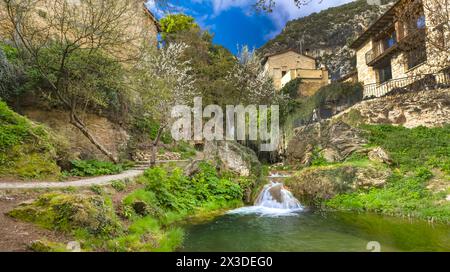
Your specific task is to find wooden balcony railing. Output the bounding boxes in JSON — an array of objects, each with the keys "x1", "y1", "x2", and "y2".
[{"x1": 363, "y1": 71, "x2": 450, "y2": 99}]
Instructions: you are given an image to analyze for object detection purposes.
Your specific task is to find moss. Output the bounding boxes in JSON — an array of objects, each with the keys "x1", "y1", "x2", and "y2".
[
  {"x1": 30, "y1": 240, "x2": 69, "y2": 252},
  {"x1": 8, "y1": 193, "x2": 122, "y2": 237},
  {"x1": 0, "y1": 100, "x2": 62, "y2": 180}
]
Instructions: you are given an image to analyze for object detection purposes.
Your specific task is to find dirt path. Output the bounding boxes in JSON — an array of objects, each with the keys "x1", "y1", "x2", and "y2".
[{"x1": 0, "y1": 170, "x2": 144, "y2": 190}]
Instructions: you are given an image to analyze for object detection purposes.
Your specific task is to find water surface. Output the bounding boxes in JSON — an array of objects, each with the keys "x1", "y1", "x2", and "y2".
[{"x1": 180, "y1": 211, "x2": 450, "y2": 252}]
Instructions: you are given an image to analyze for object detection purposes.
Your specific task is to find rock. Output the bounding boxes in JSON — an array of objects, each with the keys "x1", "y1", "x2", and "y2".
[
  {"x1": 321, "y1": 148, "x2": 342, "y2": 163},
  {"x1": 286, "y1": 120, "x2": 366, "y2": 165},
  {"x1": 203, "y1": 141, "x2": 261, "y2": 177},
  {"x1": 8, "y1": 193, "x2": 121, "y2": 236},
  {"x1": 132, "y1": 200, "x2": 149, "y2": 216},
  {"x1": 368, "y1": 147, "x2": 392, "y2": 165},
  {"x1": 285, "y1": 164, "x2": 390, "y2": 206},
  {"x1": 66, "y1": 241, "x2": 81, "y2": 252},
  {"x1": 268, "y1": 184, "x2": 283, "y2": 203},
  {"x1": 337, "y1": 89, "x2": 450, "y2": 128}
]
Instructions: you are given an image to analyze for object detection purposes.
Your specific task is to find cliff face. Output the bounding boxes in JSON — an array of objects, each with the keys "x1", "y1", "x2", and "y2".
[{"x1": 258, "y1": 0, "x2": 395, "y2": 80}]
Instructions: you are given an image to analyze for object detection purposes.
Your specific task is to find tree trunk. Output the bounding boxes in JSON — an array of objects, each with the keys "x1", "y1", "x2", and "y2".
[
  {"x1": 69, "y1": 112, "x2": 118, "y2": 164},
  {"x1": 150, "y1": 125, "x2": 166, "y2": 167}
]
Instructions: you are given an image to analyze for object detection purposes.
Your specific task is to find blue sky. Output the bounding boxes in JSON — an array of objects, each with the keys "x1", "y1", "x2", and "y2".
[{"x1": 147, "y1": 0, "x2": 355, "y2": 54}]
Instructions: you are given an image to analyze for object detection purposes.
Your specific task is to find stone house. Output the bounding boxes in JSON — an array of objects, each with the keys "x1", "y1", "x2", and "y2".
[
  {"x1": 0, "y1": 0, "x2": 161, "y2": 51},
  {"x1": 350, "y1": 0, "x2": 450, "y2": 98},
  {"x1": 263, "y1": 49, "x2": 330, "y2": 96}
]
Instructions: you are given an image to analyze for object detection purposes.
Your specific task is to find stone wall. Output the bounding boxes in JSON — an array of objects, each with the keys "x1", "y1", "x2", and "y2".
[
  {"x1": 355, "y1": 40, "x2": 377, "y2": 85},
  {"x1": 23, "y1": 108, "x2": 130, "y2": 161},
  {"x1": 337, "y1": 88, "x2": 450, "y2": 128}
]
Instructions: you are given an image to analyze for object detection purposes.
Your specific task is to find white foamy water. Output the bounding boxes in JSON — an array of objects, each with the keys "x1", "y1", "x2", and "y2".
[{"x1": 228, "y1": 181, "x2": 303, "y2": 217}]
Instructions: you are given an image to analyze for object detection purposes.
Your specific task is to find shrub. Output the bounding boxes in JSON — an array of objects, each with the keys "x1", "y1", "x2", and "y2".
[
  {"x1": 111, "y1": 180, "x2": 126, "y2": 192},
  {"x1": 68, "y1": 160, "x2": 132, "y2": 177},
  {"x1": 132, "y1": 162, "x2": 243, "y2": 214}
]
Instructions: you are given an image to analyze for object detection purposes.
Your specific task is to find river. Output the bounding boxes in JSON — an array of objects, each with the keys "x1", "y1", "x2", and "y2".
[{"x1": 180, "y1": 180, "x2": 450, "y2": 252}]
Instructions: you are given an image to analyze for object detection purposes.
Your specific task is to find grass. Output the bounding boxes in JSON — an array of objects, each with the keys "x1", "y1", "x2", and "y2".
[{"x1": 325, "y1": 124, "x2": 450, "y2": 223}]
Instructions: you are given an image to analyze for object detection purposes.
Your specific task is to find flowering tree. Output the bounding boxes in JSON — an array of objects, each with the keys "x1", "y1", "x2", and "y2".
[
  {"x1": 227, "y1": 45, "x2": 278, "y2": 105},
  {"x1": 132, "y1": 43, "x2": 197, "y2": 165}
]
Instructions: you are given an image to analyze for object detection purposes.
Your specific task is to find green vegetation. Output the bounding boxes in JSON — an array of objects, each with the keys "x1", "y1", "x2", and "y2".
[
  {"x1": 325, "y1": 125, "x2": 450, "y2": 222},
  {"x1": 361, "y1": 125, "x2": 450, "y2": 173},
  {"x1": 66, "y1": 160, "x2": 134, "y2": 177},
  {"x1": 283, "y1": 82, "x2": 363, "y2": 137},
  {"x1": 8, "y1": 193, "x2": 122, "y2": 236},
  {"x1": 9, "y1": 162, "x2": 245, "y2": 252},
  {"x1": 327, "y1": 168, "x2": 450, "y2": 222},
  {"x1": 0, "y1": 100, "x2": 61, "y2": 180},
  {"x1": 159, "y1": 14, "x2": 199, "y2": 41}
]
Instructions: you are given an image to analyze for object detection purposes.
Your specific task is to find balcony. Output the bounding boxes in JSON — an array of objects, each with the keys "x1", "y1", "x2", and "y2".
[
  {"x1": 363, "y1": 72, "x2": 450, "y2": 99},
  {"x1": 365, "y1": 42, "x2": 398, "y2": 66}
]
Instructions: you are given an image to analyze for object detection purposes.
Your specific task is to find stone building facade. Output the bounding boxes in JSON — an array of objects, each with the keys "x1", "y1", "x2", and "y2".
[
  {"x1": 0, "y1": 0, "x2": 160, "y2": 51},
  {"x1": 263, "y1": 49, "x2": 330, "y2": 96},
  {"x1": 350, "y1": 0, "x2": 450, "y2": 98}
]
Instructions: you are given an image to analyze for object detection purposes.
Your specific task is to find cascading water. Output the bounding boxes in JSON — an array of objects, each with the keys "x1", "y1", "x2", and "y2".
[
  {"x1": 254, "y1": 182, "x2": 302, "y2": 210},
  {"x1": 229, "y1": 174, "x2": 303, "y2": 216}
]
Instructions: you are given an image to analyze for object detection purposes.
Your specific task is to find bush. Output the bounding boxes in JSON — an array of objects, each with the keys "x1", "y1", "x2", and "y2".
[
  {"x1": 67, "y1": 160, "x2": 132, "y2": 177},
  {"x1": 129, "y1": 162, "x2": 243, "y2": 214}
]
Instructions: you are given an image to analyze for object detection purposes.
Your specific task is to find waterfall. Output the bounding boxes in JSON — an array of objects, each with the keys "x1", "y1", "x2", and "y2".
[
  {"x1": 228, "y1": 175, "x2": 303, "y2": 216},
  {"x1": 254, "y1": 182, "x2": 303, "y2": 210}
]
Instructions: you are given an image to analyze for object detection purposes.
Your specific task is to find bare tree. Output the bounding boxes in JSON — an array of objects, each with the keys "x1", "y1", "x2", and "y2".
[{"x1": 1, "y1": 0, "x2": 148, "y2": 163}]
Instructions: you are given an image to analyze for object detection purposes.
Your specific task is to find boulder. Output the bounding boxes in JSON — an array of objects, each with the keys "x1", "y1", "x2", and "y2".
[
  {"x1": 8, "y1": 193, "x2": 121, "y2": 236},
  {"x1": 285, "y1": 164, "x2": 390, "y2": 206},
  {"x1": 368, "y1": 147, "x2": 392, "y2": 165},
  {"x1": 203, "y1": 141, "x2": 261, "y2": 178}
]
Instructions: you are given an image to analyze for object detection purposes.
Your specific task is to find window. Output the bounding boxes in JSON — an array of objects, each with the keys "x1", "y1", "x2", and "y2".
[
  {"x1": 407, "y1": 43, "x2": 427, "y2": 69},
  {"x1": 416, "y1": 15, "x2": 426, "y2": 29},
  {"x1": 378, "y1": 64, "x2": 392, "y2": 83},
  {"x1": 383, "y1": 31, "x2": 397, "y2": 50}
]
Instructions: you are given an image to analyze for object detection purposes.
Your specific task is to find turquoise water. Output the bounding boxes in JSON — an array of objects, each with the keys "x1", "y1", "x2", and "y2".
[{"x1": 180, "y1": 210, "x2": 450, "y2": 252}]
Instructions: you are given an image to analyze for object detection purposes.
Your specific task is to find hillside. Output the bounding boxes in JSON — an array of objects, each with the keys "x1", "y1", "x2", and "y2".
[{"x1": 258, "y1": 0, "x2": 396, "y2": 79}]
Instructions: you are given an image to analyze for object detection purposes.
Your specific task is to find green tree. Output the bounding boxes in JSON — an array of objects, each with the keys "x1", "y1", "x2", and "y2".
[{"x1": 160, "y1": 14, "x2": 200, "y2": 40}]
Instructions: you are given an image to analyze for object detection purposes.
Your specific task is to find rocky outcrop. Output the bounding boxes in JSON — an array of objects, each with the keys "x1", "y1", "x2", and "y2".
[
  {"x1": 286, "y1": 120, "x2": 367, "y2": 165},
  {"x1": 203, "y1": 141, "x2": 262, "y2": 178},
  {"x1": 337, "y1": 89, "x2": 450, "y2": 128},
  {"x1": 286, "y1": 163, "x2": 391, "y2": 206},
  {"x1": 23, "y1": 108, "x2": 129, "y2": 161}
]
